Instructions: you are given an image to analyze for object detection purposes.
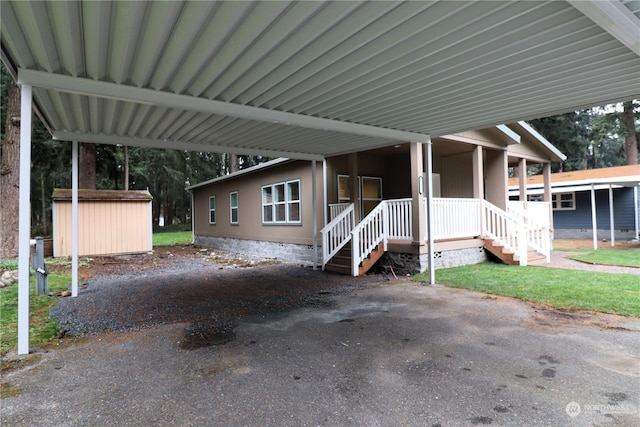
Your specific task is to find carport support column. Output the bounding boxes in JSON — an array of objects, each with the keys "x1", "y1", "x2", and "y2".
[
  {"x1": 543, "y1": 163, "x2": 553, "y2": 240},
  {"x1": 312, "y1": 160, "x2": 318, "y2": 270},
  {"x1": 17, "y1": 84, "x2": 32, "y2": 355},
  {"x1": 410, "y1": 142, "x2": 426, "y2": 246},
  {"x1": 590, "y1": 184, "x2": 598, "y2": 250},
  {"x1": 424, "y1": 138, "x2": 435, "y2": 285},
  {"x1": 72, "y1": 141, "x2": 79, "y2": 297}
]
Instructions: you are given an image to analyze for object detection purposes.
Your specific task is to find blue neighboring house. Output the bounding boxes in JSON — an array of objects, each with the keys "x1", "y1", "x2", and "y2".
[{"x1": 509, "y1": 165, "x2": 640, "y2": 246}]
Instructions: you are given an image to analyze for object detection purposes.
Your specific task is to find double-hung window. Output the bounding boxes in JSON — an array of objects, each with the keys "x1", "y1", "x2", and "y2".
[
  {"x1": 208, "y1": 196, "x2": 216, "y2": 224},
  {"x1": 230, "y1": 191, "x2": 239, "y2": 224},
  {"x1": 552, "y1": 192, "x2": 575, "y2": 210},
  {"x1": 262, "y1": 179, "x2": 301, "y2": 224}
]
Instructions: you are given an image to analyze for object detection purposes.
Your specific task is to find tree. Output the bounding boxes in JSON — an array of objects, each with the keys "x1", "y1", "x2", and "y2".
[
  {"x1": 79, "y1": 143, "x2": 97, "y2": 189},
  {"x1": 0, "y1": 78, "x2": 21, "y2": 259},
  {"x1": 622, "y1": 101, "x2": 638, "y2": 165}
]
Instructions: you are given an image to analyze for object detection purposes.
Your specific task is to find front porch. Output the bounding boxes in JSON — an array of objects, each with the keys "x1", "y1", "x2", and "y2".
[{"x1": 321, "y1": 197, "x2": 551, "y2": 276}]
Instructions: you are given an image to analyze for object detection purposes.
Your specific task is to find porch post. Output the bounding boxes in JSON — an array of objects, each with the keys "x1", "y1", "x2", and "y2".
[
  {"x1": 17, "y1": 84, "x2": 33, "y2": 355},
  {"x1": 608, "y1": 184, "x2": 615, "y2": 247},
  {"x1": 484, "y1": 149, "x2": 508, "y2": 210},
  {"x1": 348, "y1": 153, "x2": 360, "y2": 222},
  {"x1": 72, "y1": 141, "x2": 79, "y2": 296},
  {"x1": 312, "y1": 160, "x2": 318, "y2": 270},
  {"x1": 322, "y1": 159, "x2": 328, "y2": 227},
  {"x1": 518, "y1": 158, "x2": 527, "y2": 204},
  {"x1": 634, "y1": 185, "x2": 639, "y2": 241},
  {"x1": 590, "y1": 184, "x2": 598, "y2": 250},
  {"x1": 424, "y1": 138, "x2": 435, "y2": 285},
  {"x1": 410, "y1": 142, "x2": 426, "y2": 246},
  {"x1": 472, "y1": 146, "x2": 483, "y2": 199}
]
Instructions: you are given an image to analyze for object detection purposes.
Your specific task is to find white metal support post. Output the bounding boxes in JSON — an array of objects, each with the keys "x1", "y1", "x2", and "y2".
[
  {"x1": 17, "y1": 84, "x2": 32, "y2": 355},
  {"x1": 591, "y1": 184, "x2": 598, "y2": 250},
  {"x1": 72, "y1": 141, "x2": 79, "y2": 297},
  {"x1": 424, "y1": 138, "x2": 435, "y2": 285},
  {"x1": 634, "y1": 185, "x2": 639, "y2": 240},
  {"x1": 312, "y1": 160, "x2": 318, "y2": 270}
]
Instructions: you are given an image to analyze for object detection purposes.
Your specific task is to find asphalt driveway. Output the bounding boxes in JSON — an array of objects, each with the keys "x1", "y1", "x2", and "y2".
[{"x1": 2, "y1": 259, "x2": 639, "y2": 426}]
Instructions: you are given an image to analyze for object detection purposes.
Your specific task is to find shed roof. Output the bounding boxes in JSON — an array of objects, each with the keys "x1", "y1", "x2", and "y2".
[
  {"x1": 52, "y1": 189, "x2": 153, "y2": 201},
  {"x1": 2, "y1": 1, "x2": 639, "y2": 160}
]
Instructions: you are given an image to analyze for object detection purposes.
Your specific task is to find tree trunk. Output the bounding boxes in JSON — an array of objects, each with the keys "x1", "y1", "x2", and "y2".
[
  {"x1": 622, "y1": 101, "x2": 638, "y2": 165},
  {"x1": 0, "y1": 80, "x2": 22, "y2": 259},
  {"x1": 123, "y1": 145, "x2": 129, "y2": 190},
  {"x1": 79, "y1": 143, "x2": 97, "y2": 189},
  {"x1": 41, "y1": 169, "x2": 48, "y2": 236},
  {"x1": 229, "y1": 153, "x2": 238, "y2": 173}
]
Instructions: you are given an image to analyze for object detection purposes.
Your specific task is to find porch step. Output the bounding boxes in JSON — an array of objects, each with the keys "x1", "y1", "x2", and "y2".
[
  {"x1": 325, "y1": 243, "x2": 385, "y2": 276},
  {"x1": 484, "y1": 239, "x2": 545, "y2": 265},
  {"x1": 483, "y1": 239, "x2": 518, "y2": 265}
]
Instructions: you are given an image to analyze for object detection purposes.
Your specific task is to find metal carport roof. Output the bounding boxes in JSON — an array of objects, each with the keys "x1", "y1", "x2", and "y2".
[
  {"x1": 3, "y1": 0, "x2": 640, "y2": 355},
  {"x1": 2, "y1": 0, "x2": 639, "y2": 160}
]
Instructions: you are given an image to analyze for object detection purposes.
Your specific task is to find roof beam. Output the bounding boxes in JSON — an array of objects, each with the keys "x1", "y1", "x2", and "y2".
[
  {"x1": 569, "y1": 0, "x2": 640, "y2": 56},
  {"x1": 52, "y1": 130, "x2": 325, "y2": 161},
  {"x1": 496, "y1": 124, "x2": 521, "y2": 144},
  {"x1": 19, "y1": 68, "x2": 430, "y2": 143}
]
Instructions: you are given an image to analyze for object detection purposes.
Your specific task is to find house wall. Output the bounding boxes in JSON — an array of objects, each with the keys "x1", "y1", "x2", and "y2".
[
  {"x1": 553, "y1": 187, "x2": 639, "y2": 240},
  {"x1": 53, "y1": 200, "x2": 152, "y2": 256},
  {"x1": 193, "y1": 161, "x2": 324, "y2": 248},
  {"x1": 439, "y1": 153, "x2": 473, "y2": 198}
]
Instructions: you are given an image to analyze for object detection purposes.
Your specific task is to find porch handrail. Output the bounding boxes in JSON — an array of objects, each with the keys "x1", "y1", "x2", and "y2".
[
  {"x1": 506, "y1": 204, "x2": 551, "y2": 262},
  {"x1": 432, "y1": 198, "x2": 482, "y2": 240},
  {"x1": 351, "y1": 201, "x2": 388, "y2": 276},
  {"x1": 329, "y1": 203, "x2": 352, "y2": 221},
  {"x1": 481, "y1": 200, "x2": 527, "y2": 265},
  {"x1": 320, "y1": 203, "x2": 355, "y2": 269}
]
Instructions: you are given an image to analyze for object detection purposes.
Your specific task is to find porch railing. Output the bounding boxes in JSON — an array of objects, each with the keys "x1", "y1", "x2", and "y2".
[
  {"x1": 329, "y1": 203, "x2": 352, "y2": 221},
  {"x1": 431, "y1": 198, "x2": 482, "y2": 240},
  {"x1": 320, "y1": 203, "x2": 355, "y2": 269},
  {"x1": 386, "y1": 198, "x2": 413, "y2": 240},
  {"x1": 351, "y1": 201, "x2": 388, "y2": 276},
  {"x1": 506, "y1": 203, "x2": 551, "y2": 262}
]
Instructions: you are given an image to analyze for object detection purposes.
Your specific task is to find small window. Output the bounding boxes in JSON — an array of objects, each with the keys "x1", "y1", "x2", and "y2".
[
  {"x1": 552, "y1": 192, "x2": 575, "y2": 211},
  {"x1": 262, "y1": 179, "x2": 301, "y2": 224},
  {"x1": 230, "y1": 191, "x2": 238, "y2": 224},
  {"x1": 208, "y1": 196, "x2": 216, "y2": 224}
]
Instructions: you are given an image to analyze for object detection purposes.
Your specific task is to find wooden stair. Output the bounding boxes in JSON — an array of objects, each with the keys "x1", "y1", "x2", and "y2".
[
  {"x1": 325, "y1": 242, "x2": 385, "y2": 276},
  {"x1": 483, "y1": 239, "x2": 545, "y2": 265}
]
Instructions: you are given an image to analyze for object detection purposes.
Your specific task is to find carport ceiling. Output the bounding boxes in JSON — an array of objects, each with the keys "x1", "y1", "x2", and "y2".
[{"x1": 2, "y1": 0, "x2": 639, "y2": 160}]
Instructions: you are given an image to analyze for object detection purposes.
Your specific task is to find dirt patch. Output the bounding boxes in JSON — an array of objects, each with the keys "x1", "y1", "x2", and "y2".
[{"x1": 527, "y1": 304, "x2": 633, "y2": 333}]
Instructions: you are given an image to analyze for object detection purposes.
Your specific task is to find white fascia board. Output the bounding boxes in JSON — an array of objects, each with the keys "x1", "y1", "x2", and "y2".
[
  {"x1": 517, "y1": 121, "x2": 567, "y2": 161},
  {"x1": 569, "y1": 0, "x2": 640, "y2": 56},
  {"x1": 509, "y1": 183, "x2": 624, "y2": 196},
  {"x1": 52, "y1": 131, "x2": 325, "y2": 162},
  {"x1": 186, "y1": 158, "x2": 295, "y2": 191},
  {"x1": 496, "y1": 124, "x2": 521, "y2": 144},
  {"x1": 20, "y1": 69, "x2": 430, "y2": 144}
]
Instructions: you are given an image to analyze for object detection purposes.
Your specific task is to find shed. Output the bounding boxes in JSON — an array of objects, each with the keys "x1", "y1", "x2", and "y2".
[{"x1": 52, "y1": 189, "x2": 153, "y2": 257}]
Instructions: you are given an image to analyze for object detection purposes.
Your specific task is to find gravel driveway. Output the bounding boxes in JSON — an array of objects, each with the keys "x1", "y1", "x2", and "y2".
[{"x1": 2, "y1": 249, "x2": 639, "y2": 426}]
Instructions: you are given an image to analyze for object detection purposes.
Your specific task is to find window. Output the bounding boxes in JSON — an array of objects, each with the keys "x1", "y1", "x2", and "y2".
[
  {"x1": 208, "y1": 196, "x2": 216, "y2": 224},
  {"x1": 552, "y1": 192, "x2": 575, "y2": 210},
  {"x1": 262, "y1": 179, "x2": 301, "y2": 224},
  {"x1": 230, "y1": 191, "x2": 238, "y2": 224}
]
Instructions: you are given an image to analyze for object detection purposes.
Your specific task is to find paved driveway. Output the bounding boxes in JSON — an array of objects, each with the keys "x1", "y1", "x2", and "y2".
[{"x1": 2, "y1": 261, "x2": 639, "y2": 426}]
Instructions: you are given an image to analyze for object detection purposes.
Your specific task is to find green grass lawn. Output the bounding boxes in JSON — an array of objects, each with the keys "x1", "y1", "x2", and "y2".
[
  {"x1": 0, "y1": 261, "x2": 70, "y2": 356},
  {"x1": 413, "y1": 262, "x2": 640, "y2": 317},
  {"x1": 152, "y1": 230, "x2": 192, "y2": 247},
  {"x1": 567, "y1": 249, "x2": 640, "y2": 268}
]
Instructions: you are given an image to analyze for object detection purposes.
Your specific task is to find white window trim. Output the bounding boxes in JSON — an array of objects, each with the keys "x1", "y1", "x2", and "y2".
[
  {"x1": 552, "y1": 192, "x2": 576, "y2": 211},
  {"x1": 230, "y1": 191, "x2": 239, "y2": 224},
  {"x1": 262, "y1": 179, "x2": 301, "y2": 225},
  {"x1": 208, "y1": 195, "x2": 216, "y2": 224}
]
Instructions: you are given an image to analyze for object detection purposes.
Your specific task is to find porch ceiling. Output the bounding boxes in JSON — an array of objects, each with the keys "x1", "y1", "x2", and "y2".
[{"x1": 2, "y1": 1, "x2": 639, "y2": 160}]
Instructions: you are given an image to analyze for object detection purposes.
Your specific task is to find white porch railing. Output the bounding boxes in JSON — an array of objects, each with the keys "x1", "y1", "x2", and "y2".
[
  {"x1": 506, "y1": 203, "x2": 551, "y2": 262},
  {"x1": 320, "y1": 203, "x2": 355, "y2": 269},
  {"x1": 351, "y1": 201, "x2": 388, "y2": 276},
  {"x1": 432, "y1": 198, "x2": 482, "y2": 239},
  {"x1": 322, "y1": 197, "x2": 550, "y2": 274}
]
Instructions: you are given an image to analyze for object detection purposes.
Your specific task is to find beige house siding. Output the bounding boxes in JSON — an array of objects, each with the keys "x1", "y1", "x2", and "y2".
[
  {"x1": 193, "y1": 161, "x2": 324, "y2": 246},
  {"x1": 52, "y1": 190, "x2": 152, "y2": 257}
]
